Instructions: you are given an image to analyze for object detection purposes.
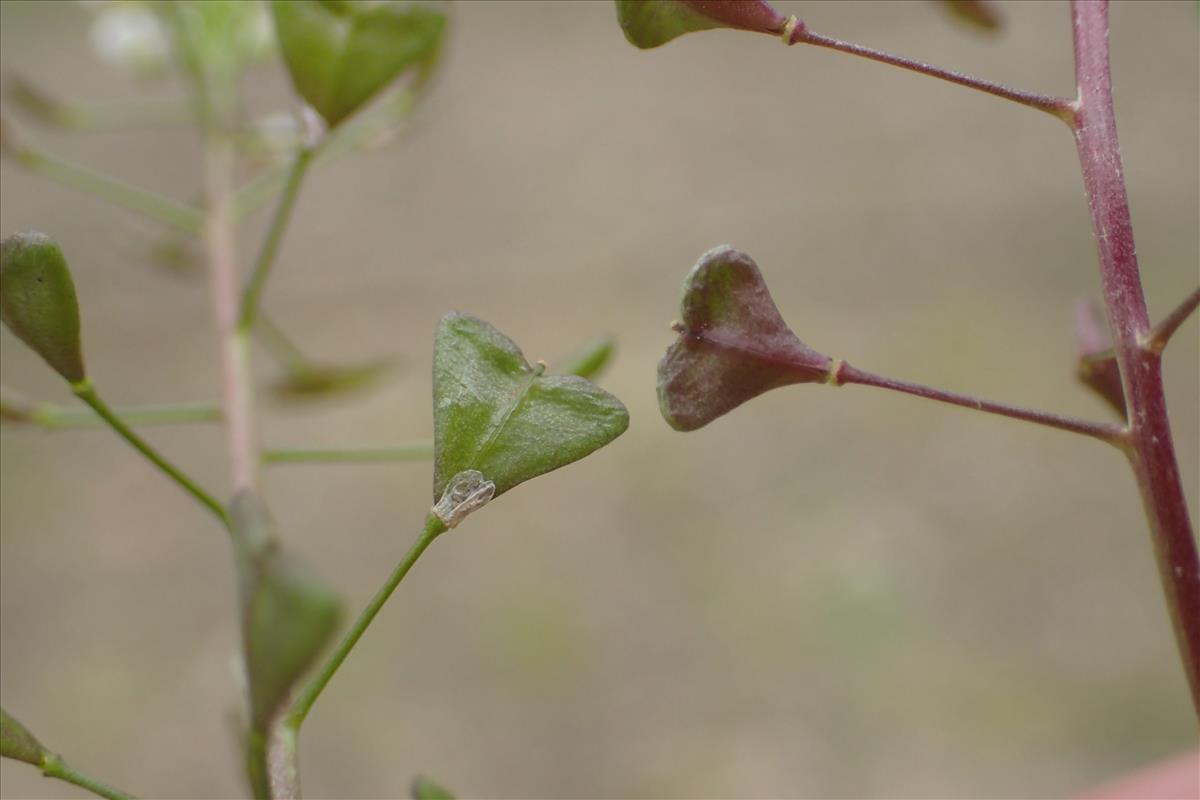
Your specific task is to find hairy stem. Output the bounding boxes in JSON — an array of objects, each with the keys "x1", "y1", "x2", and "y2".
[
  {"x1": 1147, "y1": 287, "x2": 1200, "y2": 355},
  {"x1": 1069, "y1": 0, "x2": 1199, "y2": 714},
  {"x1": 263, "y1": 441, "x2": 433, "y2": 465},
  {"x1": 833, "y1": 362, "x2": 1126, "y2": 446},
  {"x1": 40, "y1": 754, "x2": 137, "y2": 800},
  {"x1": 71, "y1": 381, "x2": 229, "y2": 528},
  {"x1": 787, "y1": 21, "x2": 1075, "y2": 123},
  {"x1": 238, "y1": 147, "x2": 315, "y2": 333},
  {"x1": 286, "y1": 514, "x2": 447, "y2": 730}
]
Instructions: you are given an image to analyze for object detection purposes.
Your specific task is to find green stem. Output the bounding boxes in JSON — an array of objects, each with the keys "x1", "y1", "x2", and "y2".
[
  {"x1": 237, "y1": 147, "x2": 316, "y2": 333},
  {"x1": 10, "y1": 146, "x2": 202, "y2": 233},
  {"x1": 244, "y1": 729, "x2": 270, "y2": 800},
  {"x1": 285, "y1": 514, "x2": 447, "y2": 730},
  {"x1": 554, "y1": 335, "x2": 615, "y2": 380},
  {"x1": 71, "y1": 380, "x2": 230, "y2": 530},
  {"x1": 263, "y1": 441, "x2": 433, "y2": 465},
  {"x1": 40, "y1": 754, "x2": 137, "y2": 800},
  {"x1": 8, "y1": 77, "x2": 191, "y2": 131},
  {"x1": 233, "y1": 164, "x2": 289, "y2": 222},
  {"x1": 32, "y1": 402, "x2": 221, "y2": 429},
  {"x1": 232, "y1": 89, "x2": 416, "y2": 221},
  {"x1": 254, "y1": 313, "x2": 313, "y2": 373}
]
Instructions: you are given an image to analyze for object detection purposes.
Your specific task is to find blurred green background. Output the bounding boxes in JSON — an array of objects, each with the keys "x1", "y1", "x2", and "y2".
[{"x1": 1, "y1": 1, "x2": 1196, "y2": 798}]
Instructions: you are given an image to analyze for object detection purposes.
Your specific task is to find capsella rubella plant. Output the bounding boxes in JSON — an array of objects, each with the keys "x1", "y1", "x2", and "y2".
[
  {"x1": 0, "y1": 1, "x2": 1195, "y2": 798},
  {"x1": 623, "y1": 0, "x2": 1200, "y2": 718},
  {"x1": 0, "y1": 2, "x2": 627, "y2": 799}
]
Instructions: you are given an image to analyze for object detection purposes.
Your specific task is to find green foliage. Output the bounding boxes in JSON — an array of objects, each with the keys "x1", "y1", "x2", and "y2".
[
  {"x1": 0, "y1": 232, "x2": 86, "y2": 383},
  {"x1": 270, "y1": 358, "x2": 396, "y2": 401},
  {"x1": 232, "y1": 492, "x2": 342, "y2": 731},
  {"x1": 433, "y1": 313, "x2": 629, "y2": 502},
  {"x1": 938, "y1": 0, "x2": 1002, "y2": 32},
  {"x1": 272, "y1": 0, "x2": 446, "y2": 127},
  {"x1": 657, "y1": 246, "x2": 831, "y2": 431},
  {"x1": 554, "y1": 335, "x2": 615, "y2": 381},
  {"x1": 411, "y1": 775, "x2": 456, "y2": 800},
  {"x1": 0, "y1": 707, "x2": 48, "y2": 767},
  {"x1": 158, "y1": 1, "x2": 274, "y2": 83}
]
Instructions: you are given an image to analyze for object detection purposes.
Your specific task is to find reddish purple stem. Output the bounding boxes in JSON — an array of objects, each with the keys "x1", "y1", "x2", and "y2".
[
  {"x1": 835, "y1": 362, "x2": 1125, "y2": 446},
  {"x1": 1070, "y1": 0, "x2": 1199, "y2": 715},
  {"x1": 789, "y1": 22, "x2": 1074, "y2": 122},
  {"x1": 1148, "y1": 287, "x2": 1200, "y2": 355}
]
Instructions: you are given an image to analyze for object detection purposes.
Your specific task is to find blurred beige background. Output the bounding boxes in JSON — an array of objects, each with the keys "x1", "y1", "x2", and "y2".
[{"x1": 1, "y1": 1, "x2": 1197, "y2": 798}]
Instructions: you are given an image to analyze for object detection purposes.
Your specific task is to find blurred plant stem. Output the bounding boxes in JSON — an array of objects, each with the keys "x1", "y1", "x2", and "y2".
[
  {"x1": 7, "y1": 75, "x2": 191, "y2": 132},
  {"x1": 6, "y1": 140, "x2": 202, "y2": 233},
  {"x1": 1, "y1": 124, "x2": 338, "y2": 386},
  {"x1": 238, "y1": 144, "x2": 316, "y2": 332},
  {"x1": 35, "y1": 401, "x2": 221, "y2": 428},
  {"x1": 263, "y1": 441, "x2": 433, "y2": 465},
  {"x1": 180, "y1": 28, "x2": 274, "y2": 791},
  {"x1": 71, "y1": 380, "x2": 230, "y2": 528},
  {"x1": 202, "y1": 96, "x2": 259, "y2": 498},
  {"x1": 1068, "y1": 0, "x2": 1199, "y2": 716},
  {"x1": 232, "y1": 89, "x2": 415, "y2": 221},
  {"x1": 254, "y1": 312, "x2": 312, "y2": 372},
  {"x1": 275, "y1": 514, "x2": 447, "y2": 792},
  {"x1": 40, "y1": 753, "x2": 137, "y2": 800}
]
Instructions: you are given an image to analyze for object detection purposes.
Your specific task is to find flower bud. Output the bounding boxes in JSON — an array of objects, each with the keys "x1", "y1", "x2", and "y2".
[{"x1": 0, "y1": 233, "x2": 86, "y2": 383}]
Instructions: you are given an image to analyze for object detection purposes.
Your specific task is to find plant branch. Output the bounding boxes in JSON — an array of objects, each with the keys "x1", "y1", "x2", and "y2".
[
  {"x1": 6, "y1": 143, "x2": 202, "y2": 233},
  {"x1": 263, "y1": 441, "x2": 433, "y2": 465},
  {"x1": 786, "y1": 20, "x2": 1075, "y2": 123},
  {"x1": 7, "y1": 76, "x2": 191, "y2": 132},
  {"x1": 237, "y1": 146, "x2": 316, "y2": 333},
  {"x1": 33, "y1": 401, "x2": 221, "y2": 429},
  {"x1": 39, "y1": 753, "x2": 137, "y2": 800},
  {"x1": 1146, "y1": 287, "x2": 1200, "y2": 355},
  {"x1": 833, "y1": 362, "x2": 1127, "y2": 446},
  {"x1": 203, "y1": 113, "x2": 259, "y2": 496},
  {"x1": 285, "y1": 514, "x2": 447, "y2": 731},
  {"x1": 194, "y1": 58, "x2": 278, "y2": 796},
  {"x1": 253, "y1": 312, "x2": 312, "y2": 372},
  {"x1": 1069, "y1": 0, "x2": 1199, "y2": 715},
  {"x1": 71, "y1": 380, "x2": 230, "y2": 529},
  {"x1": 232, "y1": 89, "x2": 415, "y2": 221}
]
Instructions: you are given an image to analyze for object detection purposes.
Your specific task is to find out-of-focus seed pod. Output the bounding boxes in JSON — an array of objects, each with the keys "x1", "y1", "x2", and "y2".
[
  {"x1": 0, "y1": 233, "x2": 87, "y2": 383},
  {"x1": 1, "y1": 707, "x2": 50, "y2": 767}
]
